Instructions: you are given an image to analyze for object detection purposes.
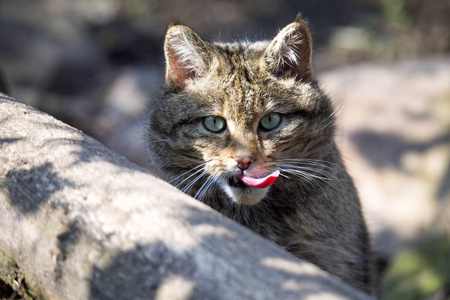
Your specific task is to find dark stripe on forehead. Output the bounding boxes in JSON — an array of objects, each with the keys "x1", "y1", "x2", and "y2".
[{"x1": 242, "y1": 65, "x2": 253, "y2": 83}]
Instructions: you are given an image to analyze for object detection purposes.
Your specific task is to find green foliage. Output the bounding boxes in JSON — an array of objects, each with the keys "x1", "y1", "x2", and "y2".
[
  {"x1": 380, "y1": 0, "x2": 410, "y2": 27},
  {"x1": 383, "y1": 234, "x2": 450, "y2": 300}
]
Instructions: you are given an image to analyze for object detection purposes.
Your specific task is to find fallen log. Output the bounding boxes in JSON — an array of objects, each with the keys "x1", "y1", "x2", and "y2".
[{"x1": 0, "y1": 93, "x2": 372, "y2": 299}]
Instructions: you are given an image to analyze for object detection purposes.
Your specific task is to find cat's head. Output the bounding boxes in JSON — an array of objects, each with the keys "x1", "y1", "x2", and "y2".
[{"x1": 147, "y1": 14, "x2": 336, "y2": 205}]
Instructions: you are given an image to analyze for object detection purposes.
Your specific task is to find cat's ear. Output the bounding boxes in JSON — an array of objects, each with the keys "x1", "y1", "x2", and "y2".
[
  {"x1": 262, "y1": 13, "x2": 313, "y2": 81},
  {"x1": 164, "y1": 22, "x2": 210, "y2": 90}
]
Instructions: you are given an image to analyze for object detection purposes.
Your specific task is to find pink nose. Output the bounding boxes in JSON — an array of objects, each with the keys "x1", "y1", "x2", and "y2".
[{"x1": 234, "y1": 155, "x2": 254, "y2": 170}]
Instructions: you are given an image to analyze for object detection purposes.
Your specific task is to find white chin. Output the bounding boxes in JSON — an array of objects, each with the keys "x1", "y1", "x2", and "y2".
[{"x1": 222, "y1": 184, "x2": 269, "y2": 206}]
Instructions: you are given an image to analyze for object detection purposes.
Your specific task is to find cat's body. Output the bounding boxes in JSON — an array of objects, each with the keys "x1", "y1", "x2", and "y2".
[{"x1": 146, "y1": 14, "x2": 375, "y2": 295}]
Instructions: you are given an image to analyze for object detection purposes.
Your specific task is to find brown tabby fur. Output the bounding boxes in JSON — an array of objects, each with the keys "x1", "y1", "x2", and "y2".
[{"x1": 146, "y1": 13, "x2": 376, "y2": 295}]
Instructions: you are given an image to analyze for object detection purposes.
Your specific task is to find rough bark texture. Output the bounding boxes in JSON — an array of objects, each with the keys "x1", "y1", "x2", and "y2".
[{"x1": 0, "y1": 94, "x2": 372, "y2": 300}]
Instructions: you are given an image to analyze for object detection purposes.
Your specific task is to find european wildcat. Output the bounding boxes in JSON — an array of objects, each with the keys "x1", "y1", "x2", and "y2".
[{"x1": 146, "y1": 14, "x2": 375, "y2": 295}]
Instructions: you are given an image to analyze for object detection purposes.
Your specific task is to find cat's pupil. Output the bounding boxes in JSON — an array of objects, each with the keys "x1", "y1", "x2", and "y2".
[{"x1": 203, "y1": 116, "x2": 226, "y2": 133}]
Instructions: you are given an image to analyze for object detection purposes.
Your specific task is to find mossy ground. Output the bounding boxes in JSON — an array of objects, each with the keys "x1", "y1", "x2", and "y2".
[{"x1": 382, "y1": 233, "x2": 450, "y2": 300}]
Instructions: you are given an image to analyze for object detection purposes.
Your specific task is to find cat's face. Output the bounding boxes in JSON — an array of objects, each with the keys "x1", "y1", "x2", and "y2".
[{"x1": 147, "y1": 15, "x2": 335, "y2": 205}]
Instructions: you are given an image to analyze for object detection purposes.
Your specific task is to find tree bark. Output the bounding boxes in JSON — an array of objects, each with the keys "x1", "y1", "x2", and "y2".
[{"x1": 0, "y1": 94, "x2": 372, "y2": 300}]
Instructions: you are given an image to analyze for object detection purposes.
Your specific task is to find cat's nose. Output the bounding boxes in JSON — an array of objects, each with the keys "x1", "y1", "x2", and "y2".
[{"x1": 234, "y1": 155, "x2": 254, "y2": 171}]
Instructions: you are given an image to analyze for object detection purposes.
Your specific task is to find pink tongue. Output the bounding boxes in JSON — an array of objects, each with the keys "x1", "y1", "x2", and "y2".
[{"x1": 239, "y1": 170, "x2": 280, "y2": 188}]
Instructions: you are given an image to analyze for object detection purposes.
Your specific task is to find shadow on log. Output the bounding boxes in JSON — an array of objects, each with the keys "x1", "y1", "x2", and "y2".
[{"x1": 0, "y1": 93, "x2": 373, "y2": 300}]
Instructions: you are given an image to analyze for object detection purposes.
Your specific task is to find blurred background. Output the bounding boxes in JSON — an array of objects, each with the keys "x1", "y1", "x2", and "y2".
[{"x1": 0, "y1": 0, "x2": 449, "y2": 299}]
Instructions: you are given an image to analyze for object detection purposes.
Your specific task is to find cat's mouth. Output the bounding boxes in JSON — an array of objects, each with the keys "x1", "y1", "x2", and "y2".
[
  {"x1": 228, "y1": 176, "x2": 248, "y2": 189},
  {"x1": 223, "y1": 170, "x2": 280, "y2": 205},
  {"x1": 228, "y1": 170, "x2": 280, "y2": 189}
]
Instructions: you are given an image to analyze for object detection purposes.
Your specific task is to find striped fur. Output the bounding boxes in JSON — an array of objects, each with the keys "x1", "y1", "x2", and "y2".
[{"x1": 146, "y1": 14, "x2": 376, "y2": 295}]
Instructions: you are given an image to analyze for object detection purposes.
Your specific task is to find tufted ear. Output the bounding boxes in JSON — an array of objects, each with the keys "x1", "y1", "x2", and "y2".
[
  {"x1": 164, "y1": 23, "x2": 210, "y2": 91},
  {"x1": 262, "y1": 13, "x2": 313, "y2": 81}
]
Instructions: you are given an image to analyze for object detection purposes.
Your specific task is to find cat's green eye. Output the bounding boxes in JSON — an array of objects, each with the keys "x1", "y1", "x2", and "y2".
[
  {"x1": 259, "y1": 113, "x2": 281, "y2": 131},
  {"x1": 203, "y1": 116, "x2": 227, "y2": 133}
]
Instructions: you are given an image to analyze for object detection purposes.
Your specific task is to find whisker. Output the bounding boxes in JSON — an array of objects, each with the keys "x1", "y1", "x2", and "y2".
[
  {"x1": 279, "y1": 157, "x2": 332, "y2": 163},
  {"x1": 280, "y1": 161, "x2": 336, "y2": 173},
  {"x1": 279, "y1": 173, "x2": 291, "y2": 179},
  {"x1": 181, "y1": 170, "x2": 206, "y2": 193},
  {"x1": 280, "y1": 164, "x2": 335, "y2": 180},
  {"x1": 313, "y1": 103, "x2": 344, "y2": 132},
  {"x1": 281, "y1": 168, "x2": 330, "y2": 196},
  {"x1": 196, "y1": 174, "x2": 218, "y2": 202},
  {"x1": 146, "y1": 130, "x2": 170, "y2": 143},
  {"x1": 175, "y1": 167, "x2": 205, "y2": 190},
  {"x1": 194, "y1": 175, "x2": 212, "y2": 199},
  {"x1": 282, "y1": 168, "x2": 329, "y2": 181},
  {"x1": 169, "y1": 163, "x2": 205, "y2": 184},
  {"x1": 278, "y1": 158, "x2": 336, "y2": 167},
  {"x1": 135, "y1": 115, "x2": 145, "y2": 130}
]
